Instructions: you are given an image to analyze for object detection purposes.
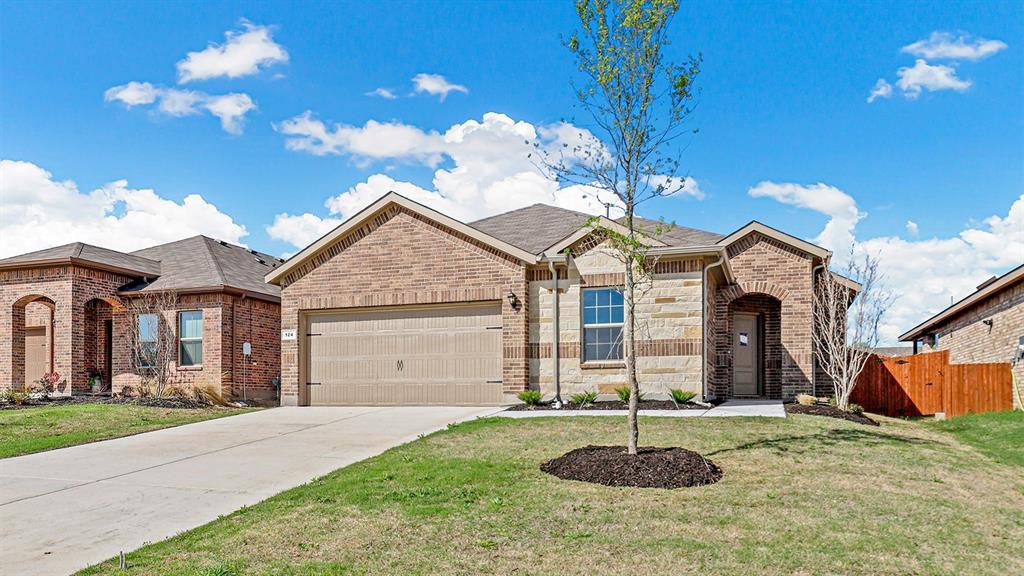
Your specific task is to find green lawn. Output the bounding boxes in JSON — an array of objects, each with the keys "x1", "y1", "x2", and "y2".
[
  {"x1": 0, "y1": 403, "x2": 252, "y2": 458},
  {"x1": 77, "y1": 412, "x2": 1024, "y2": 576},
  {"x1": 924, "y1": 410, "x2": 1024, "y2": 468}
]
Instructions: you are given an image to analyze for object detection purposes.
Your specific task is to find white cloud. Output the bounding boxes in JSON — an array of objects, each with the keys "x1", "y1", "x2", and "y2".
[
  {"x1": 267, "y1": 112, "x2": 702, "y2": 249},
  {"x1": 867, "y1": 78, "x2": 893, "y2": 103},
  {"x1": 748, "y1": 181, "x2": 864, "y2": 253},
  {"x1": 905, "y1": 220, "x2": 919, "y2": 236},
  {"x1": 411, "y1": 73, "x2": 468, "y2": 101},
  {"x1": 275, "y1": 112, "x2": 445, "y2": 163},
  {"x1": 902, "y1": 31, "x2": 1008, "y2": 61},
  {"x1": 103, "y1": 81, "x2": 158, "y2": 106},
  {"x1": 106, "y1": 83, "x2": 256, "y2": 134},
  {"x1": 177, "y1": 21, "x2": 288, "y2": 83},
  {"x1": 0, "y1": 160, "x2": 248, "y2": 258},
  {"x1": 896, "y1": 59, "x2": 972, "y2": 99},
  {"x1": 365, "y1": 87, "x2": 397, "y2": 99},
  {"x1": 751, "y1": 180, "x2": 1024, "y2": 344}
]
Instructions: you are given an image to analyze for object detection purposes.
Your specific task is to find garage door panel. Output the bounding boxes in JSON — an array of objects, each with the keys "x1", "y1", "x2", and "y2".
[{"x1": 307, "y1": 303, "x2": 503, "y2": 406}]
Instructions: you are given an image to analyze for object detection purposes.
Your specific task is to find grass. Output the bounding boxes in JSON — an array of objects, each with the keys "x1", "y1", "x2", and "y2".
[
  {"x1": 77, "y1": 413, "x2": 1024, "y2": 576},
  {"x1": 0, "y1": 403, "x2": 252, "y2": 458},
  {"x1": 924, "y1": 410, "x2": 1024, "y2": 468}
]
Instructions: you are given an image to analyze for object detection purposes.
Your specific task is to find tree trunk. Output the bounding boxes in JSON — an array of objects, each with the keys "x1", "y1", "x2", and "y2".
[{"x1": 625, "y1": 254, "x2": 639, "y2": 455}]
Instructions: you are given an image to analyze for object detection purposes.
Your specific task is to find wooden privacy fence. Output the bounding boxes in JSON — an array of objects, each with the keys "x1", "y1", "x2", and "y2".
[{"x1": 851, "y1": 350, "x2": 1013, "y2": 417}]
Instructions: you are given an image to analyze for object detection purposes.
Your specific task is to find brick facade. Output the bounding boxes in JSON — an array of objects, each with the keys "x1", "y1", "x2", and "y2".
[
  {"x1": 920, "y1": 279, "x2": 1024, "y2": 395},
  {"x1": 712, "y1": 232, "x2": 817, "y2": 400},
  {"x1": 1, "y1": 264, "x2": 280, "y2": 401},
  {"x1": 277, "y1": 205, "x2": 529, "y2": 406}
]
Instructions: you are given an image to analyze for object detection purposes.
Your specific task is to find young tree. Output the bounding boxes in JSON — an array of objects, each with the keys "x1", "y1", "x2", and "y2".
[
  {"x1": 813, "y1": 252, "x2": 894, "y2": 412},
  {"x1": 123, "y1": 291, "x2": 180, "y2": 398},
  {"x1": 541, "y1": 0, "x2": 700, "y2": 455}
]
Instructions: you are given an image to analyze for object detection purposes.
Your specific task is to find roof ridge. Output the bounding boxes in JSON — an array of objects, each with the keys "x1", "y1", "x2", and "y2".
[{"x1": 200, "y1": 236, "x2": 229, "y2": 286}]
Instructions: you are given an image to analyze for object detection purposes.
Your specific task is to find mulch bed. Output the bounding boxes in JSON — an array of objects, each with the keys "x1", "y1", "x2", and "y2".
[
  {"x1": 541, "y1": 445, "x2": 723, "y2": 489},
  {"x1": 508, "y1": 399, "x2": 707, "y2": 411},
  {"x1": 1, "y1": 394, "x2": 211, "y2": 411},
  {"x1": 785, "y1": 403, "x2": 879, "y2": 426}
]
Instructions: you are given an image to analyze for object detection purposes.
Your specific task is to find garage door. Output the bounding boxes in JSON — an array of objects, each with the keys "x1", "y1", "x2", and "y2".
[{"x1": 306, "y1": 303, "x2": 503, "y2": 405}]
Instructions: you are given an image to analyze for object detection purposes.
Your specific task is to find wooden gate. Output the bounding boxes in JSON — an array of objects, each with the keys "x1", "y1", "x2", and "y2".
[{"x1": 851, "y1": 350, "x2": 1014, "y2": 417}]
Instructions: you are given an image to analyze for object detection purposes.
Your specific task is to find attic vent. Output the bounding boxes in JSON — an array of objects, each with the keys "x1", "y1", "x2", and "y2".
[
  {"x1": 255, "y1": 257, "x2": 267, "y2": 265},
  {"x1": 976, "y1": 276, "x2": 998, "y2": 291},
  {"x1": 218, "y1": 240, "x2": 229, "y2": 247},
  {"x1": 249, "y1": 249, "x2": 259, "y2": 255}
]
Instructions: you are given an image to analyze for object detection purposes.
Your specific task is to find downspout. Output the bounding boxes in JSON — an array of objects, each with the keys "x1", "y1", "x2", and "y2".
[
  {"x1": 548, "y1": 259, "x2": 563, "y2": 409},
  {"x1": 811, "y1": 263, "x2": 825, "y2": 397},
  {"x1": 702, "y1": 254, "x2": 725, "y2": 402}
]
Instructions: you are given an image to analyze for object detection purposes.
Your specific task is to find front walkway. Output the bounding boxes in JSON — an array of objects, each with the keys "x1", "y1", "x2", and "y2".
[
  {"x1": 496, "y1": 399, "x2": 786, "y2": 419},
  {"x1": 0, "y1": 406, "x2": 499, "y2": 576}
]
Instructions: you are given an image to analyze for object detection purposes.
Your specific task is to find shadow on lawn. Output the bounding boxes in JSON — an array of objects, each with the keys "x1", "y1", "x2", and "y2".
[{"x1": 706, "y1": 427, "x2": 935, "y2": 457}]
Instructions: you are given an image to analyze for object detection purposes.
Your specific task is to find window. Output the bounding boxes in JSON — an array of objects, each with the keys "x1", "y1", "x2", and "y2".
[
  {"x1": 178, "y1": 311, "x2": 203, "y2": 367},
  {"x1": 137, "y1": 313, "x2": 158, "y2": 368},
  {"x1": 582, "y1": 288, "x2": 624, "y2": 362}
]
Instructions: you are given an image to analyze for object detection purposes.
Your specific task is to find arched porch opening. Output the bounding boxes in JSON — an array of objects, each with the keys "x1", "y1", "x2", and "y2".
[
  {"x1": 82, "y1": 297, "x2": 121, "y2": 392},
  {"x1": 727, "y1": 293, "x2": 782, "y2": 398},
  {"x1": 11, "y1": 294, "x2": 57, "y2": 391}
]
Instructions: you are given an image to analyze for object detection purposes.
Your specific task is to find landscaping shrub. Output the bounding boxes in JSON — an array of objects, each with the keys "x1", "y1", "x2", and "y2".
[
  {"x1": 517, "y1": 390, "x2": 543, "y2": 406},
  {"x1": 570, "y1": 390, "x2": 598, "y2": 407},
  {"x1": 669, "y1": 389, "x2": 697, "y2": 404},
  {"x1": 796, "y1": 393, "x2": 817, "y2": 406},
  {"x1": 615, "y1": 386, "x2": 645, "y2": 404},
  {"x1": 848, "y1": 403, "x2": 864, "y2": 415}
]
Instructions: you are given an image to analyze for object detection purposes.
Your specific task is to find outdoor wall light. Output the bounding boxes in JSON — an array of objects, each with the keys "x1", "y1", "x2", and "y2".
[{"x1": 506, "y1": 290, "x2": 519, "y2": 310}]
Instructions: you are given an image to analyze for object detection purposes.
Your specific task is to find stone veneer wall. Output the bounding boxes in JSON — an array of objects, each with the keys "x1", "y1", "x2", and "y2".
[
  {"x1": 277, "y1": 206, "x2": 529, "y2": 406},
  {"x1": 528, "y1": 243, "x2": 705, "y2": 398},
  {"x1": 920, "y1": 279, "x2": 1024, "y2": 398}
]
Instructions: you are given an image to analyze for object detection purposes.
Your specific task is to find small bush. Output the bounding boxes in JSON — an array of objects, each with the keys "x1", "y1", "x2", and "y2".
[
  {"x1": 669, "y1": 389, "x2": 697, "y2": 404},
  {"x1": 614, "y1": 386, "x2": 645, "y2": 404},
  {"x1": 570, "y1": 390, "x2": 598, "y2": 407},
  {"x1": 848, "y1": 403, "x2": 864, "y2": 415},
  {"x1": 1, "y1": 389, "x2": 27, "y2": 406},
  {"x1": 517, "y1": 390, "x2": 543, "y2": 406},
  {"x1": 796, "y1": 393, "x2": 817, "y2": 406}
]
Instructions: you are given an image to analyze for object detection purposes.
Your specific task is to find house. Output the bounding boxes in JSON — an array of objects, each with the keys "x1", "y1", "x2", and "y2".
[
  {"x1": 0, "y1": 236, "x2": 283, "y2": 401},
  {"x1": 900, "y1": 263, "x2": 1024, "y2": 388},
  {"x1": 266, "y1": 191, "x2": 843, "y2": 407}
]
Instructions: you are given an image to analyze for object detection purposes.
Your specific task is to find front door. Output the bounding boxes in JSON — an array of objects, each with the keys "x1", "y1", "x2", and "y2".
[
  {"x1": 733, "y1": 313, "x2": 760, "y2": 396},
  {"x1": 25, "y1": 326, "x2": 49, "y2": 389}
]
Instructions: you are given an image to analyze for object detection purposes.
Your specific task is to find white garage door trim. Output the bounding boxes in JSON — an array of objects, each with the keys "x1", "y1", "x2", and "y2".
[{"x1": 301, "y1": 302, "x2": 504, "y2": 406}]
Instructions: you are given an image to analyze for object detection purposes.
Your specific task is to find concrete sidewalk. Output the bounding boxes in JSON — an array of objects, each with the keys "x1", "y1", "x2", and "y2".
[
  {"x1": 0, "y1": 406, "x2": 499, "y2": 576},
  {"x1": 495, "y1": 399, "x2": 786, "y2": 419}
]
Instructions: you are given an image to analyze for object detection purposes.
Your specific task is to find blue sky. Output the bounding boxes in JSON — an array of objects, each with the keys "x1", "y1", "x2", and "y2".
[{"x1": 1, "y1": 0, "x2": 1022, "y2": 342}]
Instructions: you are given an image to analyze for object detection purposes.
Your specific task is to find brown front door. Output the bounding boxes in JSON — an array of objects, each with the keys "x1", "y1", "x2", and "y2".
[
  {"x1": 25, "y1": 326, "x2": 49, "y2": 388},
  {"x1": 733, "y1": 313, "x2": 760, "y2": 396}
]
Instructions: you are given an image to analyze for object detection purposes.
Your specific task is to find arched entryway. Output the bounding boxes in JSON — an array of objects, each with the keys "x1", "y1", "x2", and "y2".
[
  {"x1": 727, "y1": 293, "x2": 782, "y2": 398},
  {"x1": 11, "y1": 294, "x2": 57, "y2": 391},
  {"x1": 83, "y1": 297, "x2": 119, "y2": 392}
]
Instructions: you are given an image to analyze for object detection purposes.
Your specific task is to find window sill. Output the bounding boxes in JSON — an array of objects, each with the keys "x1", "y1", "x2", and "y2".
[
  {"x1": 581, "y1": 361, "x2": 625, "y2": 370},
  {"x1": 177, "y1": 365, "x2": 203, "y2": 371}
]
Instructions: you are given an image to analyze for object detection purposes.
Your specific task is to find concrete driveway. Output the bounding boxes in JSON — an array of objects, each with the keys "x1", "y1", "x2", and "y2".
[{"x1": 0, "y1": 406, "x2": 498, "y2": 576}]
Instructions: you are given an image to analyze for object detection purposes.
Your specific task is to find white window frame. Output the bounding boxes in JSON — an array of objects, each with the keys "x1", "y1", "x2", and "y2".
[
  {"x1": 178, "y1": 310, "x2": 203, "y2": 367},
  {"x1": 581, "y1": 287, "x2": 625, "y2": 363}
]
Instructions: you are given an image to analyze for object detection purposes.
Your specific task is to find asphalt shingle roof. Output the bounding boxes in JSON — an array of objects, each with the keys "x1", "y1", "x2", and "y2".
[
  {"x1": 469, "y1": 204, "x2": 722, "y2": 254},
  {"x1": 0, "y1": 242, "x2": 162, "y2": 276},
  {"x1": 128, "y1": 236, "x2": 282, "y2": 300}
]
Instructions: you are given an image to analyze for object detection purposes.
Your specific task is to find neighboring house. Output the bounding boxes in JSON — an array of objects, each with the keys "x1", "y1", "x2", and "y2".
[
  {"x1": 266, "y1": 192, "x2": 846, "y2": 407},
  {"x1": 0, "y1": 236, "x2": 283, "y2": 401},
  {"x1": 900, "y1": 263, "x2": 1024, "y2": 387}
]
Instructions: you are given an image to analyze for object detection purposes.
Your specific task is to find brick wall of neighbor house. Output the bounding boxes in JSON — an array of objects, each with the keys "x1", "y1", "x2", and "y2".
[
  {"x1": 714, "y1": 232, "x2": 816, "y2": 400},
  {"x1": 703, "y1": 261, "x2": 719, "y2": 399},
  {"x1": 921, "y1": 280, "x2": 1024, "y2": 393},
  {"x1": 528, "y1": 241, "x2": 704, "y2": 398},
  {"x1": 221, "y1": 296, "x2": 281, "y2": 402},
  {"x1": 277, "y1": 206, "x2": 529, "y2": 406}
]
